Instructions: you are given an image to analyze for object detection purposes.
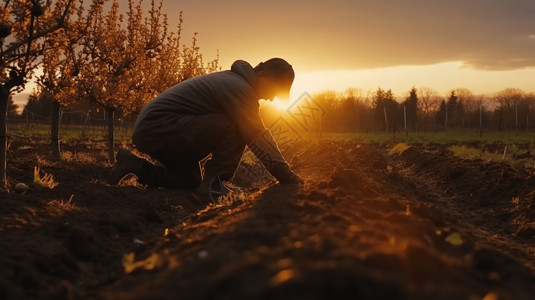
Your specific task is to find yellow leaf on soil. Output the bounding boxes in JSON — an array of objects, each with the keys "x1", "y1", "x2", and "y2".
[
  {"x1": 270, "y1": 269, "x2": 296, "y2": 286},
  {"x1": 483, "y1": 292, "x2": 499, "y2": 300},
  {"x1": 389, "y1": 143, "x2": 410, "y2": 155},
  {"x1": 122, "y1": 252, "x2": 160, "y2": 274},
  {"x1": 445, "y1": 232, "x2": 463, "y2": 246}
]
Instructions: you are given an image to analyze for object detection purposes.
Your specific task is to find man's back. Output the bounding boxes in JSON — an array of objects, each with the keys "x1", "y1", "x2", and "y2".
[{"x1": 133, "y1": 60, "x2": 264, "y2": 153}]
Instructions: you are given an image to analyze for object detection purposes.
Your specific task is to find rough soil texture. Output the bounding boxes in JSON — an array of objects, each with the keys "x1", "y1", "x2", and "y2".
[{"x1": 1, "y1": 138, "x2": 535, "y2": 300}]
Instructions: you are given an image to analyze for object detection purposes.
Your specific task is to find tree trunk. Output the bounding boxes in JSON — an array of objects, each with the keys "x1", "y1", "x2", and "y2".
[
  {"x1": 106, "y1": 108, "x2": 115, "y2": 164},
  {"x1": 0, "y1": 87, "x2": 8, "y2": 190},
  {"x1": 51, "y1": 101, "x2": 61, "y2": 160}
]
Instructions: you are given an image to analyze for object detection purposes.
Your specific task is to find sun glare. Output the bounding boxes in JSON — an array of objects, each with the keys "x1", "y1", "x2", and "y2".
[
  {"x1": 270, "y1": 97, "x2": 292, "y2": 111},
  {"x1": 265, "y1": 72, "x2": 326, "y2": 112}
]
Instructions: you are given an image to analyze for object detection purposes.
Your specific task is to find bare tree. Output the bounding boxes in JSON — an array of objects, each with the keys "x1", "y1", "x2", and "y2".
[
  {"x1": 418, "y1": 87, "x2": 441, "y2": 131},
  {"x1": 343, "y1": 88, "x2": 367, "y2": 132},
  {"x1": 454, "y1": 88, "x2": 475, "y2": 128},
  {"x1": 494, "y1": 88, "x2": 525, "y2": 131}
]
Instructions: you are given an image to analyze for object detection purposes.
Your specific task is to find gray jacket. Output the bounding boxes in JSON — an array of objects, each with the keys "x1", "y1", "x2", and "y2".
[{"x1": 132, "y1": 60, "x2": 299, "y2": 183}]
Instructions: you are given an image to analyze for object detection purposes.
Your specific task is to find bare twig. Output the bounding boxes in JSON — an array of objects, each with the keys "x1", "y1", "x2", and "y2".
[{"x1": 21, "y1": 14, "x2": 36, "y2": 76}]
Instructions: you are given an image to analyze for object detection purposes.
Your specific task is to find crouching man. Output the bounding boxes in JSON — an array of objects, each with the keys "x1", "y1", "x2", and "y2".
[{"x1": 110, "y1": 58, "x2": 303, "y2": 199}]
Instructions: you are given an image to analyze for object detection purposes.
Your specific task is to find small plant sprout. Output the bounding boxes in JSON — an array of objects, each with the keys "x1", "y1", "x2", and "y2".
[{"x1": 33, "y1": 166, "x2": 59, "y2": 189}]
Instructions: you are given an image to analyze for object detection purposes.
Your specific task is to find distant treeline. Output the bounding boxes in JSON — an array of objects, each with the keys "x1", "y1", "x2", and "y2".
[
  {"x1": 14, "y1": 86, "x2": 535, "y2": 135},
  {"x1": 300, "y1": 87, "x2": 535, "y2": 133}
]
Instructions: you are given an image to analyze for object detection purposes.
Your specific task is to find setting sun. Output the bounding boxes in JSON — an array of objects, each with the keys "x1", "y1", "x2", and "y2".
[{"x1": 269, "y1": 97, "x2": 293, "y2": 111}]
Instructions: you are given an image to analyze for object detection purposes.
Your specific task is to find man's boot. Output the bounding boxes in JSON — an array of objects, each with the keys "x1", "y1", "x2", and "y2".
[
  {"x1": 198, "y1": 174, "x2": 233, "y2": 203},
  {"x1": 109, "y1": 148, "x2": 144, "y2": 184}
]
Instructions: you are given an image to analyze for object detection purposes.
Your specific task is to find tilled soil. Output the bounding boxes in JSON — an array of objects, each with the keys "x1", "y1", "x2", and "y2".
[{"x1": 1, "y1": 138, "x2": 535, "y2": 300}]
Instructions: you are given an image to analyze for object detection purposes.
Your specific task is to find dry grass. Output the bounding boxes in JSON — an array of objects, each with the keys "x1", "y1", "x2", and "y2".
[
  {"x1": 46, "y1": 194, "x2": 81, "y2": 215},
  {"x1": 61, "y1": 151, "x2": 97, "y2": 164},
  {"x1": 33, "y1": 166, "x2": 59, "y2": 189}
]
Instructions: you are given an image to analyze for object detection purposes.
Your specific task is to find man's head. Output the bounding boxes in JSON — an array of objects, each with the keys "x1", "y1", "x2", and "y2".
[{"x1": 254, "y1": 58, "x2": 294, "y2": 101}]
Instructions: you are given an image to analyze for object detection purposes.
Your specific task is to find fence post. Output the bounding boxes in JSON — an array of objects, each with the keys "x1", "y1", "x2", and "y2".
[
  {"x1": 403, "y1": 105, "x2": 408, "y2": 136},
  {"x1": 515, "y1": 102, "x2": 518, "y2": 132},
  {"x1": 25, "y1": 109, "x2": 29, "y2": 130},
  {"x1": 50, "y1": 101, "x2": 61, "y2": 160},
  {"x1": 444, "y1": 102, "x2": 448, "y2": 133},
  {"x1": 479, "y1": 105, "x2": 483, "y2": 137},
  {"x1": 106, "y1": 108, "x2": 116, "y2": 164},
  {"x1": 383, "y1": 106, "x2": 388, "y2": 134}
]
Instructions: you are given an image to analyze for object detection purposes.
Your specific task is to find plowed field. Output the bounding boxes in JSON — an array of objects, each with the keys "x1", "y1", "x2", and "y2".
[{"x1": 2, "y1": 138, "x2": 535, "y2": 299}]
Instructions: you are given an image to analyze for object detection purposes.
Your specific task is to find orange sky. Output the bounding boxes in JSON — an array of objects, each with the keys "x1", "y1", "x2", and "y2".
[
  {"x1": 157, "y1": 0, "x2": 534, "y2": 98},
  {"x1": 166, "y1": 0, "x2": 534, "y2": 70},
  {"x1": 13, "y1": 0, "x2": 535, "y2": 108}
]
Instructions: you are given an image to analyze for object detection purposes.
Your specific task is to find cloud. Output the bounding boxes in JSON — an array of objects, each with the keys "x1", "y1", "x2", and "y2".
[{"x1": 291, "y1": 0, "x2": 535, "y2": 70}]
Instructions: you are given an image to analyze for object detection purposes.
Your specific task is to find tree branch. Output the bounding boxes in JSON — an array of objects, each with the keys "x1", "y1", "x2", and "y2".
[
  {"x1": 5, "y1": 70, "x2": 23, "y2": 91},
  {"x1": 58, "y1": 0, "x2": 74, "y2": 26},
  {"x1": 2, "y1": 0, "x2": 73, "y2": 58},
  {"x1": 21, "y1": 14, "x2": 36, "y2": 76}
]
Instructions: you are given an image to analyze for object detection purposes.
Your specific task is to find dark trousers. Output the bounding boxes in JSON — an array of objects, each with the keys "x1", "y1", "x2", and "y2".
[{"x1": 134, "y1": 114, "x2": 245, "y2": 189}]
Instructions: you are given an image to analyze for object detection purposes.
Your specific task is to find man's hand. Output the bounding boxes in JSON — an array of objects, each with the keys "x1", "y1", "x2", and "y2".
[{"x1": 248, "y1": 131, "x2": 303, "y2": 184}]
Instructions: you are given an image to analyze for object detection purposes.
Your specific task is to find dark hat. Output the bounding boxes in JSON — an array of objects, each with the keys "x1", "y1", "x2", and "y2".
[{"x1": 255, "y1": 58, "x2": 294, "y2": 100}]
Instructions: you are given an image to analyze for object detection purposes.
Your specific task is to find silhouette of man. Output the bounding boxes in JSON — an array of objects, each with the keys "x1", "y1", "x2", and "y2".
[{"x1": 110, "y1": 58, "x2": 302, "y2": 199}]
